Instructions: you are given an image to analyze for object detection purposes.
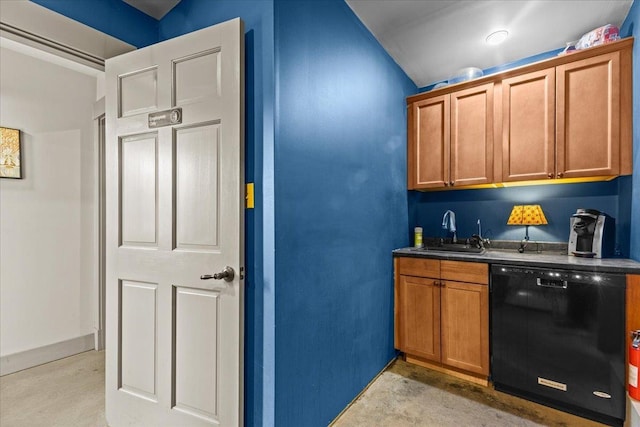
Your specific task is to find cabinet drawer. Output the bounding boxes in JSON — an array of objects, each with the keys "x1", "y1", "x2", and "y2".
[
  {"x1": 396, "y1": 257, "x2": 440, "y2": 278},
  {"x1": 441, "y1": 261, "x2": 488, "y2": 284}
]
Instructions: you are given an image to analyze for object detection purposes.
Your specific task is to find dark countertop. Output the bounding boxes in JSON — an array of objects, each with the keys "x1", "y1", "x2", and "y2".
[{"x1": 393, "y1": 247, "x2": 640, "y2": 274}]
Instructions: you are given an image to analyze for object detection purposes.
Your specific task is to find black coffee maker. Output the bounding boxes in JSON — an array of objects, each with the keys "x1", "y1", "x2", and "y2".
[{"x1": 568, "y1": 209, "x2": 615, "y2": 258}]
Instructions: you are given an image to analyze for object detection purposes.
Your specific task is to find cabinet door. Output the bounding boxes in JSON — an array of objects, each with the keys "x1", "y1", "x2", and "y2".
[
  {"x1": 502, "y1": 69, "x2": 555, "y2": 181},
  {"x1": 396, "y1": 275, "x2": 441, "y2": 362},
  {"x1": 408, "y1": 95, "x2": 450, "y2": 189},
  {"x1": 450, "y1": 83, "x2": 494, "y2": 187},
  {"x1": 556, "y1": 51, "x2": 620, "y2": 178},
  {"x1": 440, "y1": 280, "x2": 489, "y2": 375}
]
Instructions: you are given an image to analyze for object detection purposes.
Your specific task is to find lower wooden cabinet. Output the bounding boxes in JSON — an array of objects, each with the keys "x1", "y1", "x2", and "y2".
[
  {"x1": 395, "y1": 257, "x2": 489, "y2": 378},
  {"x1": 396, "y1": 274, "x2": 441, "y2": 360}
]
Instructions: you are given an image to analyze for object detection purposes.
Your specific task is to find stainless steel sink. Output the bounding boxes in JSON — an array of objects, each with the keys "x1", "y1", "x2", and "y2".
[{"x1": 413, "y1": 244, "x2": 486, "y2": 254}]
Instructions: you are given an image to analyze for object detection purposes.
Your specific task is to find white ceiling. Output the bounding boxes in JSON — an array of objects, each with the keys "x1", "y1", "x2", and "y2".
[
  {"x1": 122, "y1": 0, "x2": 633, "y2": 88},
  {"x1": 123, "y1": 0, "x2": 181, "y2": 19},
  {"x1": 346, "y1": 0, "x2": 633, "y2": 88}
]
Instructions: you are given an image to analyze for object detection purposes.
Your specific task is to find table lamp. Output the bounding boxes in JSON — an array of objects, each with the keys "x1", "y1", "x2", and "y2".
[{"x1": 507, "y1": 204, "x2": 547, "y2": 253}]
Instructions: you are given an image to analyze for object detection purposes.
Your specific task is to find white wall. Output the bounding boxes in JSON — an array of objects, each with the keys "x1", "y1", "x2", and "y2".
[{"x1": 0, "y1": 46, "x2": 98, "y2": 362}]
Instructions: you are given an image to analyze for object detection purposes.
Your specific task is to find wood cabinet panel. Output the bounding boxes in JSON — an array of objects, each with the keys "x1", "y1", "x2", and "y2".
[
  {"x1": 396, "y1": 257, "x2": 440, "y2": 278},
  {"x1": 440, "y1": 280, "x2": 489, "y2": 375},
  {"x1": 440, "y1": 260, "x2": 488, "y2": 284},
  {"x1": 406, "y1": 38, "x2": 633, "y2": 189},
  {"x1": 556, "y1": 51, "x2": 620, "y2": 178},
  {"x1": 450, "y1": 83, "x2": 494, "y2": 187},
  {"x1": 395, "y1": 258, "x2": 489, "y2": 379},
  {"x1": 397, "y1": 275, "x2": 441, "y2": 361},
  {"x1": 501, "y1": 68, "x2": 555, "y2": 181},
  {"x1": 409, "y1": 96, "x2": 449, "y2": 188}
]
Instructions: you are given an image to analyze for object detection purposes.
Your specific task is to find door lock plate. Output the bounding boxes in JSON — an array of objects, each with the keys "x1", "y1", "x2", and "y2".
[{"x1": 148, "y1": 108, "x2": 182, "y2": 128}]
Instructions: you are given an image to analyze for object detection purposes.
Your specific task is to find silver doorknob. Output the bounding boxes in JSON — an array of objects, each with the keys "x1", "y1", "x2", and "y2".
[{"x1": 201, "y1": 266, "x2": 235, "y2": 282}]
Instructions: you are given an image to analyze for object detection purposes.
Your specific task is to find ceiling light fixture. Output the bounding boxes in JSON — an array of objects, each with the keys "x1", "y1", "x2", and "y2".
[{"x1": 486, "y1": 30, "x2": 509, "y2": 45}]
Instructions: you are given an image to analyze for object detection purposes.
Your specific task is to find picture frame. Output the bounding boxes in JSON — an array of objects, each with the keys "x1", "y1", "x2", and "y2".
[{"x1": 0, "y1": 126, "x2": 22, "y2": 179}]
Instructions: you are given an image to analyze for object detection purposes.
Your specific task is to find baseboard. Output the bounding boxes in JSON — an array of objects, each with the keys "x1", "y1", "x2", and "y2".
[
  {"x1": 404, "y1": 354, "x2": 489, "y2": 387},
  {"x1": 94, "y1": 329, "x2": 105, "y2": 351},
  {"x1": 0, "y1": 333, "x2": 95, "y2": 376}
]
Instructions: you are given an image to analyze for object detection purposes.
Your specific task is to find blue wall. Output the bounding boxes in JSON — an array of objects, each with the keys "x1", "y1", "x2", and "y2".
[
  {"x1": 621, "y1": 0, "x2": 640, "y2": 261},
  {"x1": 410, "y1": 178, "x2": 630, "y2": 255},
  {"x1": 273, "y1": 0, "x2": 415, "y2": 425}
]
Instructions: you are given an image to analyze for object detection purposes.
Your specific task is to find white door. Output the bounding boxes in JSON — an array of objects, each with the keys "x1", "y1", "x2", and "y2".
[{"x1": 105, "y1": 18, "x2": 244, "y2": 427}]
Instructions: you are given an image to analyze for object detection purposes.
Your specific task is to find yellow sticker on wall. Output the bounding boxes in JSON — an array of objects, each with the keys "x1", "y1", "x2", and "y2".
[{"x1": 246, "y1": 183, "x2": 254, "y2": 209}]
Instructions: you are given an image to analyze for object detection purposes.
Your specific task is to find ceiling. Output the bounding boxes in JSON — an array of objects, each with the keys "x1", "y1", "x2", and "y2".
[
  {"x1": 346, "y1": 0, "x2": 633, "y2": 87},
  {"x1": 122, "y1": 0, "x2": 633, "y2": 88},
  {"x1": 123, "y1": 0, "x2": 181, "y2": 19}
]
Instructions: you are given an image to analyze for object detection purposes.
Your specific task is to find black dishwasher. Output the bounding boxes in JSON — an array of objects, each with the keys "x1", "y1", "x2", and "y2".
[{"x1": 491, "y1": 264, "x2": 626, "y2": 426}]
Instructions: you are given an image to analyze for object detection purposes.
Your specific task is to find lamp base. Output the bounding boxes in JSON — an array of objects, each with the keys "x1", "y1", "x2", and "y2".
[
  {"x1": 518, "y1": 238, "x2": 528, "y2": 253},
  {"x1": 517, "y1": 226, "x2": 531, "y2": 253}
]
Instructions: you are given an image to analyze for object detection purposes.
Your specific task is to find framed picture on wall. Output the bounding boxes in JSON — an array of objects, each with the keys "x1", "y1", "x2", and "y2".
[{"x1": 0, "y1": 126, "x2": 22, "y2": 179}]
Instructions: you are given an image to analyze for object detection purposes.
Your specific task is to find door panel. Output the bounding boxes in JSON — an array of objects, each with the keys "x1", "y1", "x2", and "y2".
[
  {"x1": 174, "y1": 287, "x2": 219, "y2": 421},
  {"x1": 120, "y1": 280, "x2": 157, "y2": 400},
  {"x1": 120, "y1": 133, "x2": 158, "y2": 247},
  {"x1": 106, "y1": 18, "x2": 244, "y2": 427},
  {"x1": 173, "y1": 49, "x2": 221, "y2": 106},
  {"x1": 175, "y1": 124, "x2": 220, "y2": 250},
  {"x1": 119, "y1": 67, "x2": 159, "y2": 117}
]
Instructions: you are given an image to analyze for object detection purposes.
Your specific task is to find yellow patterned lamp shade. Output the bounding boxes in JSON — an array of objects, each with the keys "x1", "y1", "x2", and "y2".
[
  {"x1": 507, "y1": 205, "x2": 548, "y2": 226},
  {"x1": 507, "y1": 205, "x2": 547, "y2": 250}
]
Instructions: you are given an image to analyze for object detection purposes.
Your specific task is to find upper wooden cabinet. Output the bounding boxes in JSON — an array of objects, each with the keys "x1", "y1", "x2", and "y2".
[
  {"x1": 408, "y1": 38, "x2": 633, "y2": 190},
  {"x1": 451, "y1": 84, "x2": 494, "y2": 187},
  {"x1": 556, "y1": 51, "x2": 622, "y2": 178},
  {"x1": 409, "y1": 95, "x2": 449, "y2": 188},
  {"x1": 408, "y1": 84, "x2": 494, "y2": 189},
  {"x1": 501, "y1": 68, "x2": 555, "y2": 181}
]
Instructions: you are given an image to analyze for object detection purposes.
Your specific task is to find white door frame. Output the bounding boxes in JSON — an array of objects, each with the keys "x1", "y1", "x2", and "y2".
[{"x1": 93, "y1": 102, "x2": 106, "y2": 351}]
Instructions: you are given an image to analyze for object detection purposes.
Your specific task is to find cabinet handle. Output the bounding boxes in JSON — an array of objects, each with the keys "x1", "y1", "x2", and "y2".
[
  {"x1": 449, "y1": 181, "x2": 454, "y2": 186},
  {"x1": 444, "y1": 182, "x2": 449, "y2": 187},
  {"x1": 433, "y1": 280, "x2": 439, "y2": 287},
  {"x1": 557, "y1": 172, "x2": 564, "y2": 178},
  {"x1": 547, "y1": 173, "x2": 553, "y2": 179}
]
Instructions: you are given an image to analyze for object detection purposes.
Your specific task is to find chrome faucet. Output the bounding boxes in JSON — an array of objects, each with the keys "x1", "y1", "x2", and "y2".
[
  {"x1": 441, "y1": 210, "x2": 457, "y2": 243},
  {"x1": 472, "y1": 219, "x2": 490, "y2": 249}
]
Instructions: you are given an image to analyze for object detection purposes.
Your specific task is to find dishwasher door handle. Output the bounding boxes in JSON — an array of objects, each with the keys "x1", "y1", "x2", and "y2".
[{"x1": 536, "y1": 277, "x2": 568, "y2": 289}]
